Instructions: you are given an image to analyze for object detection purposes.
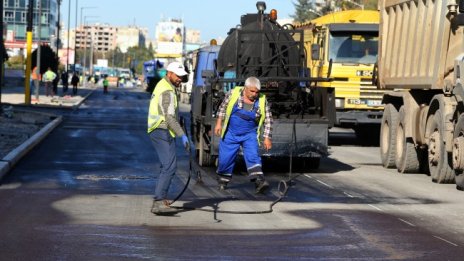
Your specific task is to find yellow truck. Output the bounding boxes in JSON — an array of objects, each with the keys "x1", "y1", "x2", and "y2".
[
  {"x1": 295, "y1": 10, "x2": 384, "y2": 138},
  {"x1": 376, "y1": 0, "x2": 464, "y2": 189}
]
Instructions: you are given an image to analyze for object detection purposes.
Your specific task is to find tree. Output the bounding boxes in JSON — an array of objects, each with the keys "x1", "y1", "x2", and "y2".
[
  {"x1": 32, "y1": 45, "x2": 58, "y2": 74},
  {"x1": 6, "y1": 55, "x2": 24, "y2": 69},
  {"x1": 291, "y1": 0, "x2": 319, "y2": 23}
]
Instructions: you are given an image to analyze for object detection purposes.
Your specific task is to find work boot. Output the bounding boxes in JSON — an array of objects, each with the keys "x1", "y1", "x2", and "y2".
[
  {"x1": 255, "y1": 177, "x2": 269, "y2": 194},
  {"x1": 151, "y1": 199, "x2": 177, "y2": 215},
  {"x1": 217, "y1": 177, "x2": 230, "y2": 191}
]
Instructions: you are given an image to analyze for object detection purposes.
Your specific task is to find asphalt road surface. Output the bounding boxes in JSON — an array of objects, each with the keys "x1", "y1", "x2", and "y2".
[{"x1": 0, "y1": 87, "x2": 463, "y2": 260}]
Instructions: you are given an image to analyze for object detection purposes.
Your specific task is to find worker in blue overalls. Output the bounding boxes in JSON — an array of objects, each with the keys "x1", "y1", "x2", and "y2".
[{"x1": 214, "y1": 76, "x2": 273, "y2": 194}]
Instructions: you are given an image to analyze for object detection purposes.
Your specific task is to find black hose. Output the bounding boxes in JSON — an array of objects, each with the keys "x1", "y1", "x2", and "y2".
[{"x1": 168, "y1": 117, "x2": 297, "y2": 215}]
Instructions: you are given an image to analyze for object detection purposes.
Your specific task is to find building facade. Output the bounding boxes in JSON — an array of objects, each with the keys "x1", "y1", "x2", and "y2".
[
  {"x1": 3, "y1": 0, "x2": 58, "y2": 55},
  {"x1": 116, "y1": 26, "x2": 147, "y2": 53},
  {"x1": 74, "y1": 23, "x2": 117, "y2": 53}
]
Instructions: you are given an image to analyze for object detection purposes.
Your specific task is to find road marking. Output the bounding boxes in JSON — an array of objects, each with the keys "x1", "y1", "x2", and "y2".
[
  {"x1": 398, "y1": 218, "x2": 415, "y2": 227},
  {"x1": 303, "y1": 174, "x2": 334, "y2": 188},
  {"x1": 316, "y1": 180, "x2": 334, "y2": 189},
  {"x1": 433, "y1": 236, "x2": 458, "y2": 247},
  {"x1": 368, "y1": 204, "x2": 383, "y2": 211},
  {"x1": 343, "y1": 192, "x2": 354, "y2": 198}
]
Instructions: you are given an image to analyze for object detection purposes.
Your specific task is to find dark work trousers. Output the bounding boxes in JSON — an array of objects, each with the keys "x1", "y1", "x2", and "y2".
[{"x1": 149, "y1": 128, "x2": 177, "y2": 200}]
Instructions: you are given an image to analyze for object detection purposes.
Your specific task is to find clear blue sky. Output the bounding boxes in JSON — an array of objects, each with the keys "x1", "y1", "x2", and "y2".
[{"x1": 61, "y1": 0, "x2": 296, "y2": 42}]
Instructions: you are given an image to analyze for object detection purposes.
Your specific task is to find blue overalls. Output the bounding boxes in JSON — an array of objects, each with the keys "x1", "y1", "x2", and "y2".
[{"x1": 217, "y1": 99, "x2": 263, "y2": 179}]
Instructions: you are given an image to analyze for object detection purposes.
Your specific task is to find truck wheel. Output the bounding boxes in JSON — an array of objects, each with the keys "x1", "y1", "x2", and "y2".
[
  {"x1": 198, "y1": 130, "x2": 214, "y2": 167},
  {"x1": 427, "y1": 110, "x2": 455, "y2": 183},
  {"x1": 395, "y1": 106, "x2": 420, "y2": 173},
  {"x1": 380, "y1": 104, "x2": 399, "y2": 168},
  {"x1": 453, "y1": 114, "x2": 464, "y2": 190}
]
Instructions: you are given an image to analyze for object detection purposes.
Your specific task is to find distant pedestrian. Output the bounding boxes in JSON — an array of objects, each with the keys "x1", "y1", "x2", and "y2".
[
  {"x1": 71, "y1": 73, "x2": 80, "y2": 95},
  {"x1": 52, "y1": 72, "x2": 59, "y2": 96},
  {"x1": 103, "y1": 76, "x2": 109, "y2": 94},
  {"x1": 61, "y1": 71, "x2": 69, "y2": 94},
  {"x1": 43, "y1": 67, "x2": 57, "y2": 97}
]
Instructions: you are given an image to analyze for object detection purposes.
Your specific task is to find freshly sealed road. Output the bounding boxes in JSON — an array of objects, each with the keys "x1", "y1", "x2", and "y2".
[{"x1": 0, "y1": 87, "x2": 463, "y2": 260}]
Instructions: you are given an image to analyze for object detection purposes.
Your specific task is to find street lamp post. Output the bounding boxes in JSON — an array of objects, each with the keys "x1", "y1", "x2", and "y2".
[
  {"x1": 0, "y1": 0, "x2": 4, "y2": 112},
  {"x1": 82, "y1": 16, "x2": 98, "y2": 88},
  {"x1": 75, "y1": 6, "x2": 96, "y2": 74}
]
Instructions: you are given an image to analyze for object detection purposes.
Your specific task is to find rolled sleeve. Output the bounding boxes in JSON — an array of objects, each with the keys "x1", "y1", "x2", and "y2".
[
  {"x1": 160, "y1": 90, "x2": 185, "y2": 137},
  {"x1": 217, "y1": 91, "x2": 231, "y2": 120},
  {"x1": 263, "y1": 99, "x2": 273, "y2": 139}
]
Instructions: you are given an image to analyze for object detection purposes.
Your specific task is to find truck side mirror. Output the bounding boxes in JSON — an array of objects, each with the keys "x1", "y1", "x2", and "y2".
[{"x1": 311, "y1": 44, "x2": 320, "y2": 60}]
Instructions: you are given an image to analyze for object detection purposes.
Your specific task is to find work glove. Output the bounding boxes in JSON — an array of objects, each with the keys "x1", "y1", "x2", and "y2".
[{"x1": 181, "y1": 135, "x2": 190, "y2": 151}]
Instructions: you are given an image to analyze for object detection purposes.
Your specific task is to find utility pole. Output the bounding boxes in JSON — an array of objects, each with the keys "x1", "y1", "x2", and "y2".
[
  {"x1": 73, "y1": 0, "x2": 78, "y2": 73},
  {"x1": 66, "y1": 0, "x2": 71, "y2": 72},
  {"x1": 0, "y1": 0, "x2": 4, "y2": 113},
  {"x1": 35, "y1": 0, "x2": 42, "y2": 101},
  {"x1": 25, "y1": 0, "x2": 34, "y2": 105},
  {"x1": 56, "y1": 0, "x2": 61, "y2": 60}
]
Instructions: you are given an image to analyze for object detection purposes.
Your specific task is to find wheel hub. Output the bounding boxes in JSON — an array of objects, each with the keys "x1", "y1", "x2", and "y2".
[
  {"x1": 428, "y1": 131, "x2": 440, "y2": 165},
  {"x1": 453, "y1": 136, "x2": 464, "y2": 170}
]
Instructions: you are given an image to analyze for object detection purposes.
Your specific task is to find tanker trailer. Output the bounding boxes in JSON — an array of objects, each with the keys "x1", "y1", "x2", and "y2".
[
  {"x1": 377, "y1": 0, "x2": 464, "y2": 189},
  {"x1": 191, "y1": 1, "x2": 334, "y2": 168}
]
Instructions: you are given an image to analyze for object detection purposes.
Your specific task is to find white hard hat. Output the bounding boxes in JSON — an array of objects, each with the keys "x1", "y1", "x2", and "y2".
[{"x1": 167, "y1": 62, "x2": 188, "y2": 77}]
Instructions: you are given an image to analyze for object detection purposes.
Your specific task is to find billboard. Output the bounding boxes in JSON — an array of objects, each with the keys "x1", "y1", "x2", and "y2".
[
  {"x1": 155, "y1": 20, "x2": 184, "y2": 57},
  {"x1": 58, "y1": 48, "x2": 75, "y2": 65}
]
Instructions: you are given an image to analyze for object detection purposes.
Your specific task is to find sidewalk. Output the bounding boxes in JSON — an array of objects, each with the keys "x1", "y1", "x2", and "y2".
[
  {"x1": 0, "y1": 84, "x2": 95, "y2": 180},
  {"x1": 1, "y1": 84, "x2": 95, "y2": 109}
]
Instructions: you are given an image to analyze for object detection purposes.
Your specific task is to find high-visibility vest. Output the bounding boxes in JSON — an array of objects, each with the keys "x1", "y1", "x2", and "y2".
[
  {"x1": 44, "y1": 70, "x2": 56, "y2": 82},
  {"x1": 147, "y1": 78, "x2": 177, "y2": 137},
  {"x1": 31, "y1": 67, "x2": 41, "y2": 80},
  {"x1": 221, "y1": 87, "x2": 266, "y2": 142}
]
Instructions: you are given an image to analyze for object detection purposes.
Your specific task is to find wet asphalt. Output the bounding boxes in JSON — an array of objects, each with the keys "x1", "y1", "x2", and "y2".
[{"x1": 0, "y1": 87, "x2": 463, "y2": 260}]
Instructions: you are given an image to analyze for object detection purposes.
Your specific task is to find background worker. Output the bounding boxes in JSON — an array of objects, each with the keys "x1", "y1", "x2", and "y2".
[
  {"x1": 214, "y1": 76, "x2": 273, "y2": 194},
  {"x1": 43, "y1": 67, "x2": 57, "y2": 97},
  {"x1": 103, "y1": 76, "x2": 109, "y2": 94},
  {"x1": 148, "y1": 61, "x2": 190, "y2": 215},
  {"x1": 31, "y1": 66, "x2": 41, "y2": 98}
]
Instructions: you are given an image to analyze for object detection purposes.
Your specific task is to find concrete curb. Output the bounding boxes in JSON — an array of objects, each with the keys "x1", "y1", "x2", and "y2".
[
  {"x1": 0, "y1": 116, "x2": 63, "y2": 180},
  {"x1": 73, "y1": 89, "x2": 94, "y2": 109}
]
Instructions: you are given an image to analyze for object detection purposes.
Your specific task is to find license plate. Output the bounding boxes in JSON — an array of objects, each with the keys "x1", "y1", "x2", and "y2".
[
  {"x1": 356, "y1": 70, "x2": 373, "y2": 77},
  {"x1": 367, "y1": 100, "x2": 382, "y2": 106}
]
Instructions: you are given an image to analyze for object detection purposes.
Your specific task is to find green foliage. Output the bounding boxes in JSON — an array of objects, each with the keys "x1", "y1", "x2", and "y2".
[
  {"x1": 32, "y1": 45, "x2": 58, "y2": 74},
  {"x1": 291, "y1": 0, "x2": 319, "y2": 23},
  {"x1": 295, "y1": 0, "x2": 379, "y2": 19},
  {"x1": 6, "y1": 55, "x2": 24, "y2": 69},
  {"x1": 105, "y1": 45, "x2": 154, "y2": 74}
]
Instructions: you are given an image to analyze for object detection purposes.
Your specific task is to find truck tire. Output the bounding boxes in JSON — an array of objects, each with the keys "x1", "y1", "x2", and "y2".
[
  {"x1": 198, "y1": 129, "x2": 214, "y2": 167},
  {"x1": 395, "y1": 106, "x2": 420, "y2": 173},
  {"x1": 427, "y1": 110, "x2": 455, "y2": 183},
  {"x1": 453, "y1": 114, "x2": 464, "y2": 190},
  {"x1": 380, "y1": 104, "x2": 399, "y2": 168}
]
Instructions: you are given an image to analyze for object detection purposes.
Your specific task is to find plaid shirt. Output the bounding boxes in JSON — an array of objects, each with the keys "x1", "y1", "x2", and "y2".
[{"x1": 217, "y1": 90, "x2": 273, "y2": 139}]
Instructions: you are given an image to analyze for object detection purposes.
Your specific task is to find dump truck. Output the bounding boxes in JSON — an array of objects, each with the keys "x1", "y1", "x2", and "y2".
[
  {"x1": 376, "y1": 0, "x2": 464, "y2": 189},
  {"x1": 295, "y1": 10, "x2": 384, "y2": 139},
  {"x1": 190, "y1": 2, "x2": 333, "y2": 168}
]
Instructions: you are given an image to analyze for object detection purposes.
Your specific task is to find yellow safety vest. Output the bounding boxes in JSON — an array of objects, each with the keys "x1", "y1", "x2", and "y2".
[
  {"x1": 147, "y1": 78, "x2": 177, "y2": 137},
  {"x1": 221, "y1": 87, "x2": 266, "y2": 142}
]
